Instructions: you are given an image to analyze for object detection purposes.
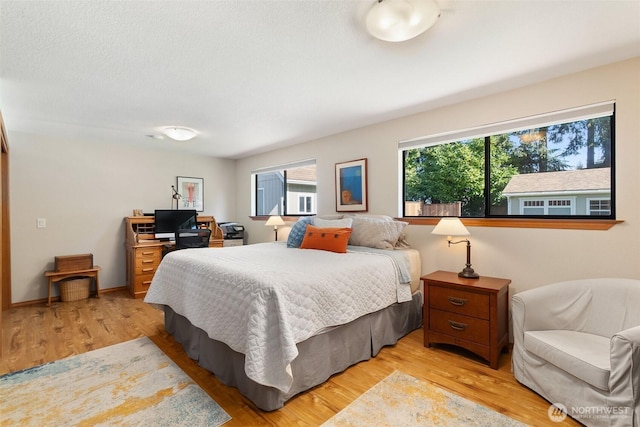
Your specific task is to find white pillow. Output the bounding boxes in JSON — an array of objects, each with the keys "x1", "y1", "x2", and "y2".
[
  {"x1": 313, "y1": 217, "x2": 353, "y2": 228},
  {"x1": 349, "y1": 217, "x2": 408, "y2": 250},
  {"x1": 315, "y1": 214, "x2": 344, "y2": 220},
  {"x1": 346, "y1": 214, "x2": 394, "y2": 222}
]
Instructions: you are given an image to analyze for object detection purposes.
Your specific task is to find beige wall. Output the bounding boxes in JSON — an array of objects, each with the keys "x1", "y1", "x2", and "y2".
[
  {"x1": 8, "y1": 58, "x2": 639, "y2": 303},
  {"x1": 9, "y1": 134, "x2": 237, "y2": 303},
  {"x1": 236, "y1": 58, "x2": 640, "y2": 295}
]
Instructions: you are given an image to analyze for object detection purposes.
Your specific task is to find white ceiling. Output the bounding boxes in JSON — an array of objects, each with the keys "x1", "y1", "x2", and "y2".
[{"x1": 1, "y1": 0, "x2": 639, "y2": 159}]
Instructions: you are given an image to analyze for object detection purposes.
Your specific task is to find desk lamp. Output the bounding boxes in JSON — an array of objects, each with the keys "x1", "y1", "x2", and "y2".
[
  {"x1": 265, "y1": 215, "x2": 285, "y2": 241},
  {"x1": 432, "y1": 217, "x2": 479, "y2": 279}
]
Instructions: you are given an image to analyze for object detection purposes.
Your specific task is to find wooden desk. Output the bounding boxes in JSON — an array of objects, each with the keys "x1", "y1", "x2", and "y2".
[
  {"x1": 45, "y1": 266, "x2": 101, "y2": 307},
  {"x1": 125, "y1": 215, "x2": 223, "y2": 299}
]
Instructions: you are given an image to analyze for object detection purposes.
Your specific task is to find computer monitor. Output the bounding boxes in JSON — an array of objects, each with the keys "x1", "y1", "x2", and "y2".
[{"x1": 154, "y1": 209, "x2": 197, "y2": 240}]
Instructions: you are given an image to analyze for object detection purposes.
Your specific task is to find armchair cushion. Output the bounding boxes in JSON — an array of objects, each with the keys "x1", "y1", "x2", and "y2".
[{"x1": 525, "y1": 330, "x2": 610, "y2": 391}]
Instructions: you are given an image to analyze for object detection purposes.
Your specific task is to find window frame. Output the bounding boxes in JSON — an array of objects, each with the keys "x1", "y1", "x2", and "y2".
[
  {"x1": 251, "y1": 159, "x2": 317, "y2": 217},
  {"x1": 398, "y1": 102, "x2": 617, "y2": 228}
]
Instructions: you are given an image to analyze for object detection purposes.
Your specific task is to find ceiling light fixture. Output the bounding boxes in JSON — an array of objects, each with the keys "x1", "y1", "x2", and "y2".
[
  {"x1": 366, "y1": 0, "x2": 441, "y2": 42},
  {"x1": 161, "y1": 127, "x2": 198, "y2": 141}
]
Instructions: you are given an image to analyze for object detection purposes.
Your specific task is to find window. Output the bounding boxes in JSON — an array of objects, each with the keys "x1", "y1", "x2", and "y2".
[
  {"x1": 588, "y1": 199, "x2": 611, "y2": 216},
  {"x1": 401, "y1": 102, "x2": 615, "y2": 219},
  {"x1": 252, "y1": 160, "x2": 317, "y2": 216},
  {"x1": 522, "y1": 200, "x2": 545, "y2": 215},
  {"x1": 522, "y1": 198, "x2": 574, "y2": 215},
  {"x1": 298, "y1": 195, "x2": 314, "y2": 214}
]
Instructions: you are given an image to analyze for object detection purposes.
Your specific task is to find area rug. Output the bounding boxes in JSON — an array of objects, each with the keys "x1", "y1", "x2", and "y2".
[
  {"x1": 322, "y1": 371, "x2": 528, "y2": 426},
  {"x1": 0, "y1": 337, "x2": 231, "y2": 426}
]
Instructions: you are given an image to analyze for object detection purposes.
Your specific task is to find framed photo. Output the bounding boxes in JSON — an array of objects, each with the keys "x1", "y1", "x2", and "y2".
[
  {"x1": 177, "y1": 176, "x2": 204, "y2": 212},
  {"x1": 335, "y1": 158, "x2": 368, "y2": 212}
]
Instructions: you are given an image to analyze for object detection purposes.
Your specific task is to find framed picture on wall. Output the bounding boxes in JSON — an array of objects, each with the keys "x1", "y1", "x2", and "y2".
[
  {"x1": 335, "y1": 158, "x2": 368, "y2": 212},
  {"x1": 177, "y1": 176, "x2": 204, "y2": 212}
]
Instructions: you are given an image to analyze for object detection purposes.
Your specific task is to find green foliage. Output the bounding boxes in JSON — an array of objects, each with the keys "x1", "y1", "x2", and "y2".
[
  {"x1": 489, "y1": 135, "x2": 519, "y2": 211},
  {"x1": 405, "y1": 139, "x2": 488, "y2": 216},
  {"x1": 505, "y1": 129, "x2": 568, "y2": 173}
]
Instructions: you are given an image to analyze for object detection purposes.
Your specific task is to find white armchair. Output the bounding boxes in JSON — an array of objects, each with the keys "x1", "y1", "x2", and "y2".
[{"x1": 511, "y1": 278, "x2": 640, "y2": 427}]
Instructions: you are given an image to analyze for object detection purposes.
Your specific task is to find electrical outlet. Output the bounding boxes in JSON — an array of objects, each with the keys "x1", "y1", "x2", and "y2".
[{"x1": 37, "y1": 218, "x2": 46, "y2": 228}]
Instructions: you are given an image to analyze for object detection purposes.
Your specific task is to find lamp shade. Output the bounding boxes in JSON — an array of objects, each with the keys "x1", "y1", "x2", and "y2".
[
  {"x1": 265, "y1": 215, "x2": 285, "y2": 227},
  {"x1": 162, "y1": 127, "x2": 197, "y2": 141},
  {"x1": 366, "y1": 0, "x2": 441, "y2": 42},
  {"x1": 431, "y1": 217, "x2": 470, "y2": 237}
]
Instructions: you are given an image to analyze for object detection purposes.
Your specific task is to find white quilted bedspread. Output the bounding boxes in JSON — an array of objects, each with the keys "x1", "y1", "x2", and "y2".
[{"x1": 144, "y1": 242, "x2": 412, "y2": 393}]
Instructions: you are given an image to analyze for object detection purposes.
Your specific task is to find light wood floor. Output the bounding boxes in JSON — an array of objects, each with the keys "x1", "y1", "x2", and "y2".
[{"x1": 1, "y1": 290, "x2": 579, "y2": 426}]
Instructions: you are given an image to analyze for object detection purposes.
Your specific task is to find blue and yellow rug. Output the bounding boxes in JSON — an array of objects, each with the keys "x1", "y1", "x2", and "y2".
[
  {"x1": 322, "y1": 370, "x2": 528, "y2": 426},
  {"x1": 0, "y1": 337, "x2": 231, "y2": 426}
]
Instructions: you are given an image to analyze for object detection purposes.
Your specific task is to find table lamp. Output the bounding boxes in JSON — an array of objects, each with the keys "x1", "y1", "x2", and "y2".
[
  {"x1": 432, "y1": 217, "x2": 479, "y2": 279},
  {"x1": 265, "y1": 215, "x2": 285, "y2": 241}
]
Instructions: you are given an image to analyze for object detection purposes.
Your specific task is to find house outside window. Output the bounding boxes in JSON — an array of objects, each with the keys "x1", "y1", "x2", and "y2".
[
  {"x1": 252, "y1": 160, "x2": 317, "y2": 216},
  {"x1": 400, "y1": 102, "x2": 615, "y2": 220}
]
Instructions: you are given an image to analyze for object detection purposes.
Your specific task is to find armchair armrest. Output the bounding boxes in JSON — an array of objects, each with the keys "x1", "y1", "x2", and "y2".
[
  {"x1": 613, "y1": 324, "x2": 640, "y2": 344},
  {"x1": 609, "y1": 325, "x2": 640, "y2": 415}
]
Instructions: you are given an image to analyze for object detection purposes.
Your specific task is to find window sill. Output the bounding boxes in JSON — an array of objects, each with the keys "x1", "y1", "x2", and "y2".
[
  {"x1": 250, "y1": 215, "x2": 307, "y2": 222},
  {"x1": 400, "y1": 217, "x2": 622, "y2": 230},
  {"x1": 251, "y1": 216, "x2": 622, "y2": 230}
]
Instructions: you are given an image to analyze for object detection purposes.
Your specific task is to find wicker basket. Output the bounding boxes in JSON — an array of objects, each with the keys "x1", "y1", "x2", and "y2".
[{"x1": 60, "y1": 278, "x2": 91, "y2": 302}]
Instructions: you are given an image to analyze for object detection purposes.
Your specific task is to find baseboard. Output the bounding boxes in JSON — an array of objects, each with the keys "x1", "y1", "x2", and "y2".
[{"x1": 8, "y1": 286, "x2": 129, "y2": 308}]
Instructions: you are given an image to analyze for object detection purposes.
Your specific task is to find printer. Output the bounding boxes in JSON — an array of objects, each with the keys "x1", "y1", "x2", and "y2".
[{"x1": 219, "y1": 222, "x2": 245, "y2": 241}]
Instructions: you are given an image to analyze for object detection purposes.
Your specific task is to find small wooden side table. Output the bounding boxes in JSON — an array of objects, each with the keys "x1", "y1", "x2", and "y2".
[
  {"x1": 45, "y1": 266, "x2": 101, "y2": 307},
  {"x1": 422, "y1": 270, "x2": 511, "y2": 369}
]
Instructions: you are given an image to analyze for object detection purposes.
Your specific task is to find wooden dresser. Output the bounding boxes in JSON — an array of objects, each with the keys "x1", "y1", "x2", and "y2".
[
  {"x1": 422, "y1": 270, "x2": 511, "y2": 369},
  {"x1": 124, "y1": 215, "x2": 224, "y2": 299}
]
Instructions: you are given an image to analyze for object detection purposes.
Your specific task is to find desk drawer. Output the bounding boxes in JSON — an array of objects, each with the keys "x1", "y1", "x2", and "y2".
[
  {"x1": 429, "y1": 285, "x2": 490, "y2": 319},
  {"x1": 134, "y1": 273, "x2": 155, "y2": 293},
  {"x1": 135, "y1": 257, "x2": 160, "y2": 269},
  {"x1": 430, "y1": 309, "x2": 490, "y2": 345},
  {"x1": 135, "y1": 264, "x2": 159, "y2": 276},
  {"x1": 135, "y1": 247, "x2": 162, "y2": 260}
]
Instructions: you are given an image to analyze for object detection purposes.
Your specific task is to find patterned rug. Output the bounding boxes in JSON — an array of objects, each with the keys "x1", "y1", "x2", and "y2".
[
  {"x1": 0, "y1": 337, "x2": 231, "y2": 426},
  {"x1": 322, "y1": 371, "x2": 528, "y2": 426}
]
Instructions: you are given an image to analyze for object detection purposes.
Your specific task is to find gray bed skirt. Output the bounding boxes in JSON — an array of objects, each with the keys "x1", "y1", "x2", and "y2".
[{"x1": 164, "y1": 291, "x2": 423, "y2": 411}]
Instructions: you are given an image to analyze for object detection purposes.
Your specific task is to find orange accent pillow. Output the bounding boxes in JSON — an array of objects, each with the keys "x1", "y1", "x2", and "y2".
[{"x1": 299, "y1": 225, "x2": 352, "y2": 254}]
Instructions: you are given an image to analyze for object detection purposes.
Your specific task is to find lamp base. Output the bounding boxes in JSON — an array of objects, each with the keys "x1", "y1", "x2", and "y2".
[{"x1": 458, "y1": 267, "x2": 479, "y2": 279}]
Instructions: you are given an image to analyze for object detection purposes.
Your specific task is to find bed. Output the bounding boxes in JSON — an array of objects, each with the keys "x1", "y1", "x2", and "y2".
[{"x1": 144, "y1": 216, "x2": 423, "y2": 411}]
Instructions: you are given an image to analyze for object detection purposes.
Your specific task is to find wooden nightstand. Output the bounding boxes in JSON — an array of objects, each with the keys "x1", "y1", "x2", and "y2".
[{"x1": 422, "y1": 270, "x2": 511, "y2": 369}]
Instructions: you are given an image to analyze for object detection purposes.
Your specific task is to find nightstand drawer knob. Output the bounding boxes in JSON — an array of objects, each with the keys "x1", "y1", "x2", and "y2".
[
  {"x1": 448, "y1": 297, "x2": 468, "y2": 306},
  {"x1": 448, "y1": 320, "x2": 468, "y2": 331}
]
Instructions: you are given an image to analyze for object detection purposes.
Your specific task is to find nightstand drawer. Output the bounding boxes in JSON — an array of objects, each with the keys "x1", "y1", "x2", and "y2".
[
  {"x1": 429, "y1": 285, "x2": 490, "y2": 319},
  {"x1": 430, "y1": 309, "x2": 490, "y2": 345}
]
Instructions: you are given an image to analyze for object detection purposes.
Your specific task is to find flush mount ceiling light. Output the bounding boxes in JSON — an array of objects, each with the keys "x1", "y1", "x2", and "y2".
[
  {"x1": 161, "y1": 126, "x2": 197, "y2": 141},
  {"x1": 366, "y1": 0, "x2": 441, "y2": 42}
]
